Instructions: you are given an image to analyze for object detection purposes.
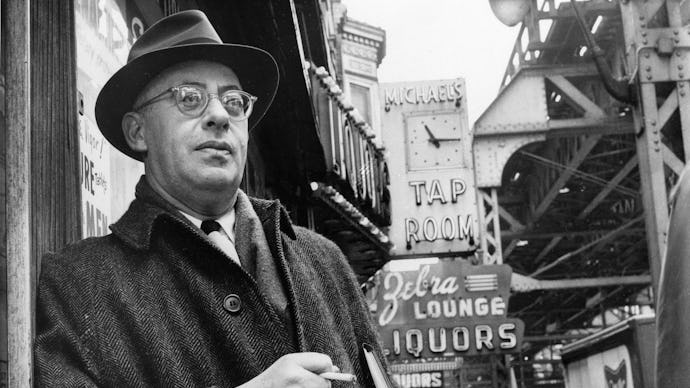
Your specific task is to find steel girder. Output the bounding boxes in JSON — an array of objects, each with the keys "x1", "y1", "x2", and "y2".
[
  {"x1": 620, "y1": 0, "x2": 690, "y2": 291},
  {"x1": 473, "y1": 1, "x2": 662, "y2": 348},
  {"x1": 473, "y1": 63, "x2": 633, "y2": 265},
  {"x1": 474, "y1": 64, "x2": 630, "y2": 189},
  {"x1": 511, "y1": 273, "x2": 651, "y2": 292},
  {"x1": 477, "y1": 188, "x2": 504, "y2": 264},
  {"x1": 621, "y1": 2, "x2": 690, "y2": 385},
  {"x1": 501, "y1": 0, "x2": 690, "y2": 343}
]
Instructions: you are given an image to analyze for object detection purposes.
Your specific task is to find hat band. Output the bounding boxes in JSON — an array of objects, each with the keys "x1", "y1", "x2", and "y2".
[{"x1": 174, "y1": 37, "x2": 222, "y2": 46}]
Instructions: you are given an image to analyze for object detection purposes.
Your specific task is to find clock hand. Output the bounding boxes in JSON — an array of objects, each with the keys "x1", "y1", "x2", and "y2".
[
  {"x1": 435, "y1": 138, "x2": 462, "y2": 142},
  {"x1": 424, "y1": 124, "x2": 440, "y2": 148}
]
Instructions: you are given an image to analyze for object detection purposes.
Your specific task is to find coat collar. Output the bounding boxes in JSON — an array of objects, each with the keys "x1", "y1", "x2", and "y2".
[{"x1": 110, "y1": 176, "x2": 296, "y2": 251}]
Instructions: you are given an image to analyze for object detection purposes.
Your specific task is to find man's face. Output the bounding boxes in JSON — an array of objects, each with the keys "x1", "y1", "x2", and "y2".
[{"x1": 134, "y1": 60, "x2": 249, "y2": 209}]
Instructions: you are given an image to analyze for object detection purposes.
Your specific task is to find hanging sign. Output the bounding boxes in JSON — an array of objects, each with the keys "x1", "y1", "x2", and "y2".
[
  {"x1": 380, "y1": 79, "x2": 478, "y2": 257},
  {"x1": 375, "y1": 260, "x2": 524, "y2": 361},
  {"x1": 391, "y1": 371, "x2": 444, "y2": 388}
]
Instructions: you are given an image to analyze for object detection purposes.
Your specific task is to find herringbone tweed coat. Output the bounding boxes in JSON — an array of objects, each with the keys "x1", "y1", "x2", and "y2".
[{"x1": 34, "y1": 178, "x2": 384, "y2": 387}]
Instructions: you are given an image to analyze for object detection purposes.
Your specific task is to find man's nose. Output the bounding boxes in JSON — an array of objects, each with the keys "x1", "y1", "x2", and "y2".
[{"x1": 203, "y1": 97, "x2": 230, "y2": 130}]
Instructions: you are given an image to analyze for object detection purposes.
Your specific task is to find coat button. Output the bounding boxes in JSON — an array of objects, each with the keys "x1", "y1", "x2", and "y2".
[{"x1": 223, "y1": 294, "x2": 241, "y2": 313}]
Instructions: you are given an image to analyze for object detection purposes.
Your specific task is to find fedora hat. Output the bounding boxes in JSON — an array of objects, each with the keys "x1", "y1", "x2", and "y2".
[{"x1": 95, "y1": 10, "x2": 279, "y2": 161}]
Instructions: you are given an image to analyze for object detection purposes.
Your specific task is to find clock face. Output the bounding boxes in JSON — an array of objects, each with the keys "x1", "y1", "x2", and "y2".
[{"x1": 405, "y1": 112, "x2": 465, "y2": 171}]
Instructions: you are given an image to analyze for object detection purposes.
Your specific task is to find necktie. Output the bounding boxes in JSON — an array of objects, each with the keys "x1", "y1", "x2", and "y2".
[{"x1": 201, "y1": 220, "x2": 241, "y2": 265}]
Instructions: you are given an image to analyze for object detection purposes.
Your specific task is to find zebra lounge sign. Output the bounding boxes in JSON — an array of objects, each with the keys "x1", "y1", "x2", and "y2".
[{"x1": 375, "y1": 260, "x2": 524, "y2": 361}]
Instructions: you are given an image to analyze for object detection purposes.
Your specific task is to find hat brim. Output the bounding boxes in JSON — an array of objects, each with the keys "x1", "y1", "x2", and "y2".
[{"x1": 95, "y1": 43, "x2": 279, "y2": 161}]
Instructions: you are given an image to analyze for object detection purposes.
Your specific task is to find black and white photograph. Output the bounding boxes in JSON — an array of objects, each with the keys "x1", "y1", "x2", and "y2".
[{"x1": 0, "y1": 0, "x2": 684, "y2": 387}]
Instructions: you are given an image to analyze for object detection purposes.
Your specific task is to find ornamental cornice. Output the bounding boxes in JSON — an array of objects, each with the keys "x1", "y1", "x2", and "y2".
[{"x1": 341, "y1": 41, "x2": 378, "y2": 62}]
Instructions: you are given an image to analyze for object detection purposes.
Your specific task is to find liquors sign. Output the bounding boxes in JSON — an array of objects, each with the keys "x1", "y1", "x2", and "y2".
[{"x1": 375, "y1": 260, "x2": 524, "y2": 360}]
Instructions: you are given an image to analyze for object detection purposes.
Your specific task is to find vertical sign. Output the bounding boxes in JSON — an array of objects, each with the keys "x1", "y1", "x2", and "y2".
[
  {"x1": 379, "y1": 79, "x2": 478, "y2": 257},
  {"x1": 75, "y1": 0, "x2": 146, "y2": 237}
]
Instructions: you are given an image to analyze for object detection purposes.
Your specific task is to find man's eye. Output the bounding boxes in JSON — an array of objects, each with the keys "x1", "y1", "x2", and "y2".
[
  {"x1": 222, "y1": 94, "x2": 243, "y2": 107},
  {"x1": 179, "y1": 89, "x2": 203, "y2": 104}
]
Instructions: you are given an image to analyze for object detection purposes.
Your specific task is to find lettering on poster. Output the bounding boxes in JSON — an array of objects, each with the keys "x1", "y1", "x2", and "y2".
[
  {"x1": 75, "y1": 0, "x2": 146, "y2": 237},
  {"x1": 75, "y1": 0, "x2": 130, "y2": 78},
  {"x1": 79, "y1": 115, "x2": 111, "y2": 238}
]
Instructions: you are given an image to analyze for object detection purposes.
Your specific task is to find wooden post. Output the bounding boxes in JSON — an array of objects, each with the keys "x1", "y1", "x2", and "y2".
[{"x1": 4, "y1": 0, "x2": 32, "y2": 386}]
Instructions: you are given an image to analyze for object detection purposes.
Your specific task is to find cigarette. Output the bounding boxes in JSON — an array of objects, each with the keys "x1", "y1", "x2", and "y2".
[{"x1": 319, "y1": 372, "x2": 357, "y2": 382}]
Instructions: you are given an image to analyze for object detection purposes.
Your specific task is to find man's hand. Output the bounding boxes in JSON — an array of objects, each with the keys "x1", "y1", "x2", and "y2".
[{"x1": 238, "y1": 352, "x2": 337, "y2": 388}]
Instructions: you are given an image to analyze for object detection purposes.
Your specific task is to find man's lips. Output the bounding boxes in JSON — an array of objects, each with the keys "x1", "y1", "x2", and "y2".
[{"x1": 196, "y1": 140, "x2": 233, "y2": 152}]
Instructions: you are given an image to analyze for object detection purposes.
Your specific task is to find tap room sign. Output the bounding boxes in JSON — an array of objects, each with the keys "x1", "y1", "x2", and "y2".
[
  {"x1": 375, "y1": 260, "x2": 524, "y2": 361},
  {"x1": 379, "y1": 79, "x2": 478, "y2": 257}
]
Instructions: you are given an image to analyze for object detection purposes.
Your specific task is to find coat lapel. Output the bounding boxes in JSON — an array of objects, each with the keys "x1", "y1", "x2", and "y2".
[{"x1": 109, "y1": 176, "x2": 304, "y2": 351}]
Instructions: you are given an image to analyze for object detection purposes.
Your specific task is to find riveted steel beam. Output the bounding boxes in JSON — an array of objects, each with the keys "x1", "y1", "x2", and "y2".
[
  {"x1": 532, "y1": 135, "x2": 602, "y2": 221},
  {"x1": 522, "y1": 333, "x2": 591, "y2": 342},
  {"x1": 478, "y1": 188, "x2": 503, "y2": 265},
  {"x1": 638, "y1": 32, "x2": 690, "y2": 83},
  {"x1": 530, "y1": 215, "x2": 644, "y2": 277},
  {"x1": 503, "y1": 227, "x2": 644, "y2": 241},
  {"x1": 580, "y1": 156, "x2": 639, "y2": 217},
  {"x1": 535, "y1": 238, "x2": 563, "y2": 263},
  {"x1": 563, "y1": 286, "x2": 628, "y2": 326},
  {"x1": 520, "y1": 150, "x2": 639, "y2": 197},
  {"x1": 677, "y1": 81, "x2": 690, "y2": 158},
  {"x1": 633, "y1": 85, "x2": 668, "y2": 293},
  {"x1": 502, "y1": 135, "x2": 603, "y2": 262},
  {"x1": 619, "y1": 0, "x2": 689, "y2": 293},
  {"x1": 477, "y1": 65, "x2": 600, "y2": 136},
  {"x1": 474, "y1": 134, "x2": 546, "y2": 189},
  {"x1": 499, "y1": 205, "x2": 525, "y2": 232},
  {"x1": 474, "y1": 63, "x2": 629, "y2": 189},
  {"x1": 662, "y1": 144, "x2": 684, "y2": 174},
  {"x1": 547, "y1": 75, "x2": 606, "y2": 118},
  {"x1": 503, "y1": 239, "x2": 520, "y2": 261}
]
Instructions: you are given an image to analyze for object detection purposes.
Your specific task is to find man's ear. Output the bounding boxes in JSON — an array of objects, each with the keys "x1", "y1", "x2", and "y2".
[{"x1": 122, "y1": 112, "x2": 148, "y2": 153}]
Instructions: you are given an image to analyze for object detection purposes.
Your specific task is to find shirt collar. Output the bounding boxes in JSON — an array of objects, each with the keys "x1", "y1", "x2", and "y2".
[
  {"x1": 179, "y1": 207, "x2": 237, "y2": 243},
  {"x1": 109, "y1": 176, "x2": 297, "y2": 251}
]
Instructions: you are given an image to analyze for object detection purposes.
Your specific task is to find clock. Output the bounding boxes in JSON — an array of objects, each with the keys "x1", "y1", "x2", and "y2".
[{"x1": 404, "y1": 111, "x2": 465, "y2": 171}]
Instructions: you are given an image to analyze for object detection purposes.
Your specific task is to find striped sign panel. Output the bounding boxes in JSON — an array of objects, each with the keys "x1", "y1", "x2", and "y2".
[{"x1": 465, "y1": 274, "x2": 498, "y2": 292}]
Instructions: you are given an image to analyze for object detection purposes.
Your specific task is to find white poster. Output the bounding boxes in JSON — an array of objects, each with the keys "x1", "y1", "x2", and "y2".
[{"x1": 75, "y1": 0, "x2": 145, "y2": 237}]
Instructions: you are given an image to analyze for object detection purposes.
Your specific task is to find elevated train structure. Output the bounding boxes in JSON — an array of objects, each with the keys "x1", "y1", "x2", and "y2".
[{"x1": 473, "y1": 0, "x2": 689, "y2": 385}]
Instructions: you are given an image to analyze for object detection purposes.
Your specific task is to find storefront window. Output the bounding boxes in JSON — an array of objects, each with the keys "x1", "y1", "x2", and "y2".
[{"x1": 350, "y1": 83, "x2": 372, "y2": 123}]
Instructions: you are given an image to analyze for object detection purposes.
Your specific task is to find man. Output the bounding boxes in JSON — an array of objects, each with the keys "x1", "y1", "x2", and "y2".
[{"x1": 34, "y1": 10, "x2": 385, "y2": 387}]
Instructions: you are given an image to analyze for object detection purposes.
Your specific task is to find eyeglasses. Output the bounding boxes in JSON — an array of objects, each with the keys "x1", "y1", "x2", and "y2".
[{"x1": 133, "y1": 85, "x2": 258, "y2": 121}]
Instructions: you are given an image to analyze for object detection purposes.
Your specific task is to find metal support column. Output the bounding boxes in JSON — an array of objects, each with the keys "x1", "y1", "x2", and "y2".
[
  {"x1": 478, "y1": 188, "x2": 503, "y2": 265},
  {"x1": 619, "y1": 0, "x2": 690, "y2": 292},
  {"x1": 665, "y1": 0, "x2": 690, "y2": 165},
  {"x1": 633, "y1": 86, "x2": 667, "y2": 293}
]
